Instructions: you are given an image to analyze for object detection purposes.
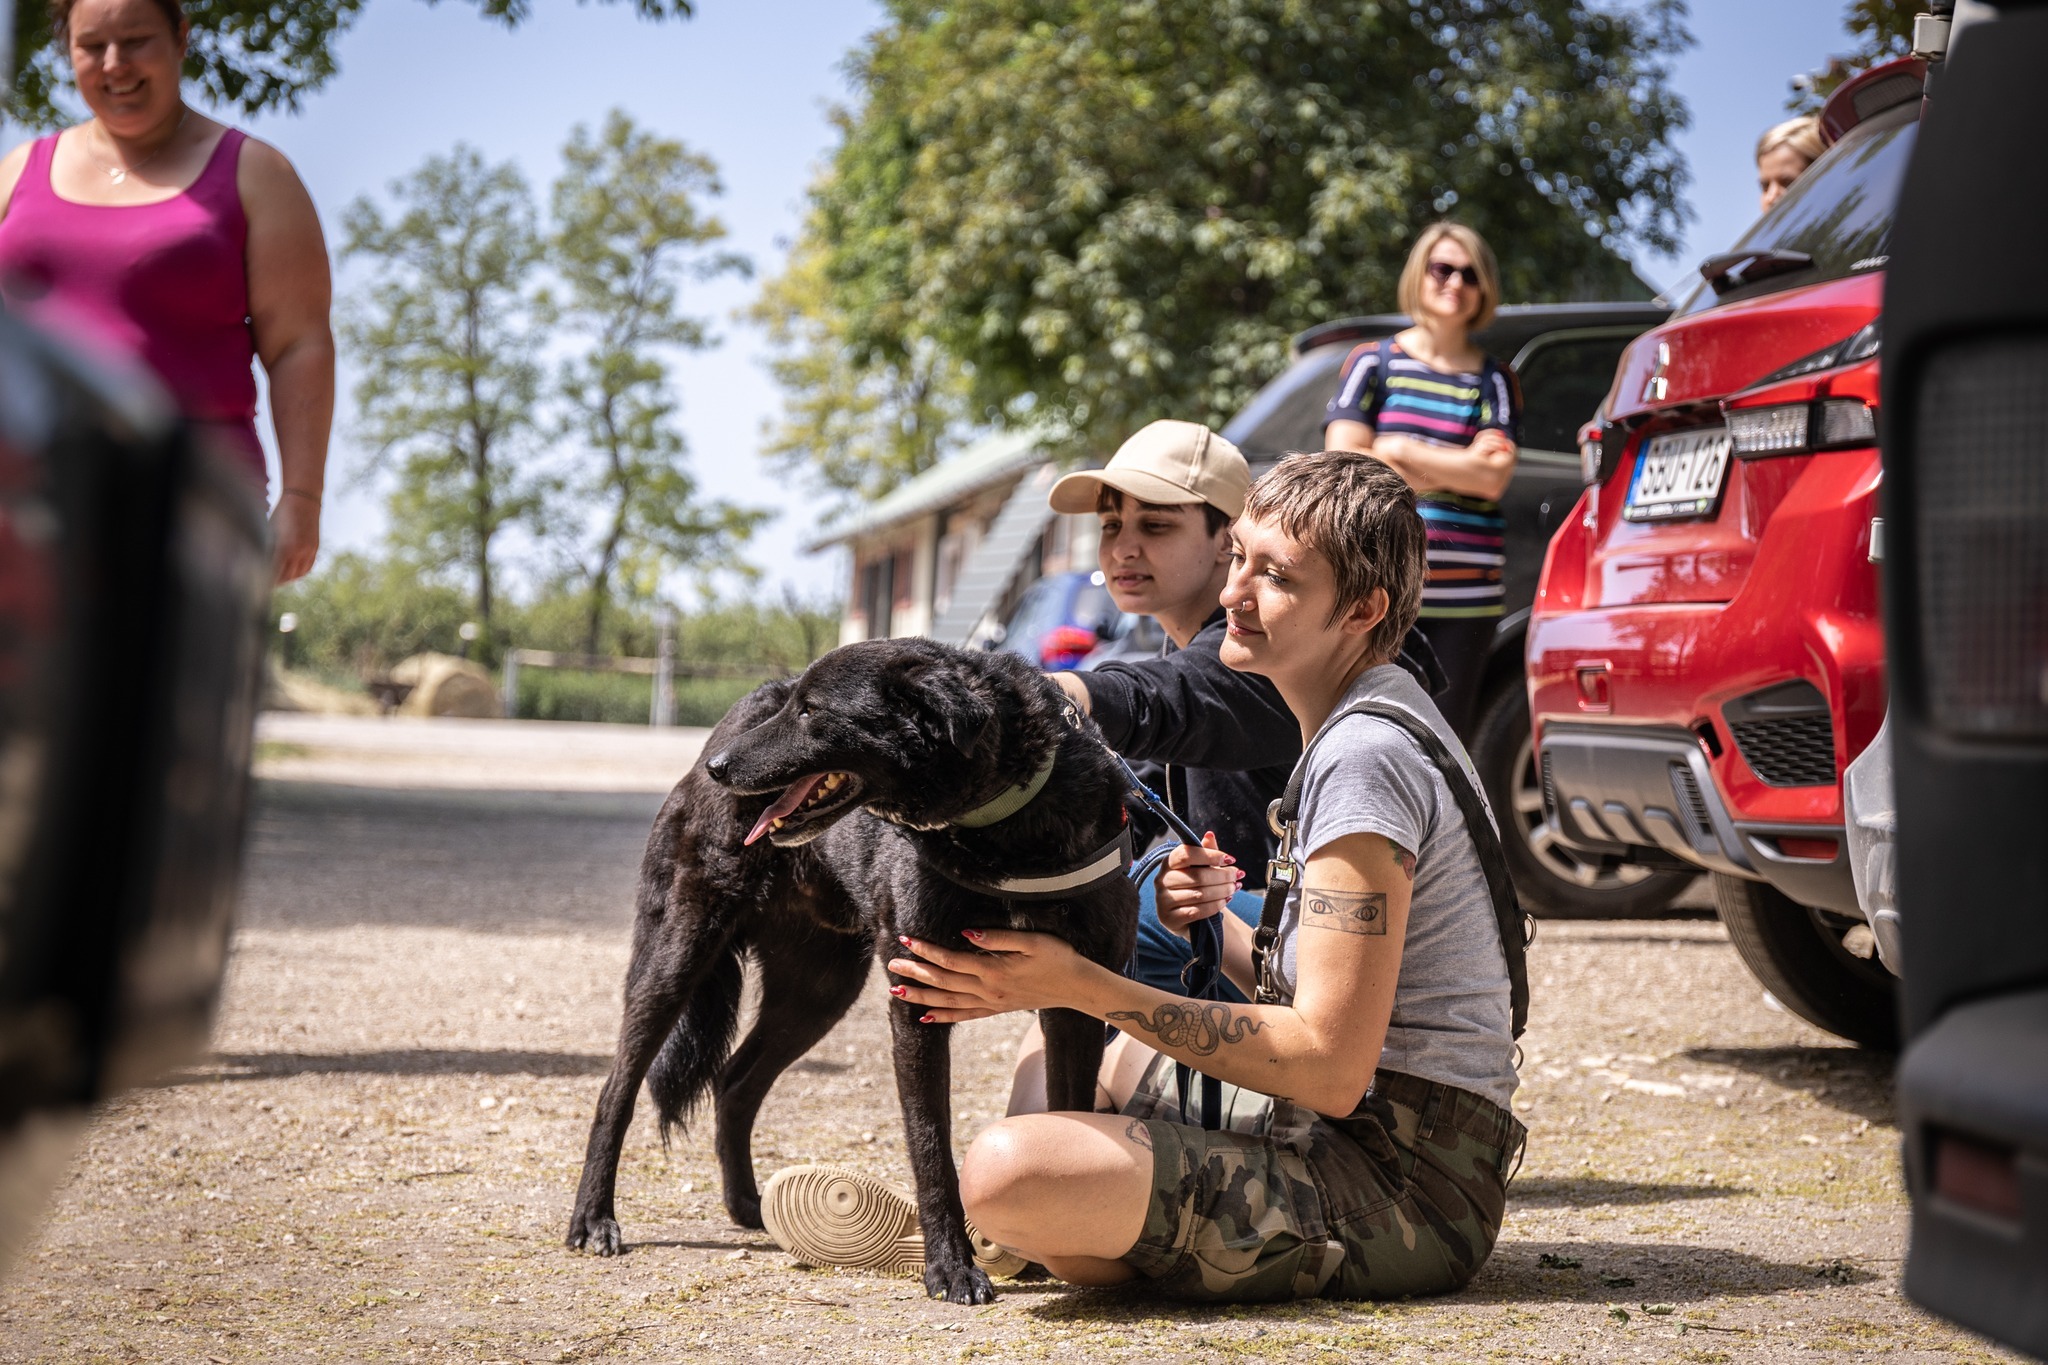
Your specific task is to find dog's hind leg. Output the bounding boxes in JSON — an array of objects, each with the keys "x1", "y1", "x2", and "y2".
[
  {"x1": 713, "y1": 923, "x2": 869, "y2": 1228},
  {"x1": 1037, "y1": 1006, "x2": 1109, "y2": 1116},
  {"x1": 567, "y1": 916, "x2": 741, "y2": 1257}
]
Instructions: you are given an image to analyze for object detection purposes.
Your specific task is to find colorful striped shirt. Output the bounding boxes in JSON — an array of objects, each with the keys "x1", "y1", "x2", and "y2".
[{"x1": 1324, "y1": 339, "x2": 1521, "y2": 619}]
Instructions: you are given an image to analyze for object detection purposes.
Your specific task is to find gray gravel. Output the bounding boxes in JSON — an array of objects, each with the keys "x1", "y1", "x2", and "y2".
[{"x1": 0, "y1": 748, "x2": 2022, "y2": 1363}]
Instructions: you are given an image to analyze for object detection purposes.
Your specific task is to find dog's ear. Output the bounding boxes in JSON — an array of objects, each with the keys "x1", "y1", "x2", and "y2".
[{"x1": 890, "y1": 657, "x2": 995, "y2": 755}]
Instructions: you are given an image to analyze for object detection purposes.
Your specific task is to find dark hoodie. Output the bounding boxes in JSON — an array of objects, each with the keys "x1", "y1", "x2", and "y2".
[
  {"x1": 1081, "y1": 610, "x2": 1448, "y2": 878},
  {"x1": 1080, "y1": 607, "x2": 1298, "y2": 876}
]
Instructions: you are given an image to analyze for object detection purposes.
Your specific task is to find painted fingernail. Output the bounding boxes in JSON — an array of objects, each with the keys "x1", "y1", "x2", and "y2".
[
  {"x1": 919, "y1": 1014, "x2": 936, "y2": 1024},
  {"x1": 889, "y1": 985, "x2": 907, "y2": 997},
  {"x1": 1222, "y1": 856, "x2": 1236, "y2": 865},
  {"x1": 898, "y1": 935, "x2": 912, "y2": 947},
  {"x1": 963, "y1": 928, "x2": 984, "y2": 940}
]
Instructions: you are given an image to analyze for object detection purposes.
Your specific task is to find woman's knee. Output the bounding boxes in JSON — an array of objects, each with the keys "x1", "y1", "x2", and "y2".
[{"x1": 959, "y1": 1119, "x2": 1038, "y2": 1221}]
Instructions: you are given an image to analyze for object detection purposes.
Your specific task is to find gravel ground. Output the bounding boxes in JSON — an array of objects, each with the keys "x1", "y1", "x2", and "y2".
[{"x1": 0, "y1": 751, "x2": 2022, "y2": 1363}]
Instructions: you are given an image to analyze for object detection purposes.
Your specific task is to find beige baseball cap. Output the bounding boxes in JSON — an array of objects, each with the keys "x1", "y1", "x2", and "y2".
[{"x1": 1047, "y1": 420, "x2": 1250, "y2": 519}]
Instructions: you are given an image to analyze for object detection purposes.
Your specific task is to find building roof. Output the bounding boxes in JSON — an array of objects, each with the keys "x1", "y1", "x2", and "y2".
[{"x1": 804, "y1": 427, "x2": 1052, "y2": 551}]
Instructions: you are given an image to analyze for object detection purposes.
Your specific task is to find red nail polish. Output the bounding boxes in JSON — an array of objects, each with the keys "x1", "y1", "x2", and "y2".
[
  {"x1": 898, "y1": 935, "x2": 912, "y2": 946},
  {"x1": 919, "y1": 1014, "x2": 936, "y2": 1024},
  {"x1": 890, "y1": 985, "x2": 906, "y2": 997},
  {"x1": 963, "y1": 928, "x2": 983, "y2": 940}
]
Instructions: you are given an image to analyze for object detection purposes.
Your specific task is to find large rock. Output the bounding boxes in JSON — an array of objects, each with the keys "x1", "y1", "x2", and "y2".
[{"x1": 389, "y1": 652, "x2": 502, "y2": 719}]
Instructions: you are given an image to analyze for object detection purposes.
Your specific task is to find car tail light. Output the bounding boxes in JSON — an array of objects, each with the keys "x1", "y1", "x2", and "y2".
[
  {"x1": 1758, "y1": 319, "x2": 1883, "y2": 385},
  {"x1": 1929, "y1": 1127, "x2": 2022, "y2": 1224},
  {"x1": 1728, "y1": 404, "x2": 1809, "y2": 455},
  {"x1": 1726, "y1": 398, "x2": 1878, "y2": 457},
  {"x1": 1910, "y1": 334, "x2": 2048, "y2": 739}
]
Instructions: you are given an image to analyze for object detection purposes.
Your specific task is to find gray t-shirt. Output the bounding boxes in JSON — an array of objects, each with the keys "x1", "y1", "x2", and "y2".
[{"x1": 1271, "y1": 664, "x2": 1518, "y2": 1108}]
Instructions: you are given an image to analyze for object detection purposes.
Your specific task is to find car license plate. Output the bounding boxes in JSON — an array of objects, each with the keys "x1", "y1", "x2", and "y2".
[{"x1": 1624, "y1": 427, "x2": 1732, "y2": 522}]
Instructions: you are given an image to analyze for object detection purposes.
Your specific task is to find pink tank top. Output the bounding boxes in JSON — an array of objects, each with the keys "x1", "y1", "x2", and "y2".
[{"x1": 0, "y1": 128, "x2": 263, "y2": 479}]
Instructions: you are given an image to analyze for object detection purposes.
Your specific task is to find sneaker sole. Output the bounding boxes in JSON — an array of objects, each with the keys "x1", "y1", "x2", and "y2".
[{"x1": 759, "y1": 1163, "x2": 1028, "y2": 1280}]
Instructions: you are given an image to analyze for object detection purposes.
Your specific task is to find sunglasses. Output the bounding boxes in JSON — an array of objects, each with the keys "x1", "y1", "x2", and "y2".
[{"x1": 1426, "y1": 261, "x2": 1481, "y2": 288}]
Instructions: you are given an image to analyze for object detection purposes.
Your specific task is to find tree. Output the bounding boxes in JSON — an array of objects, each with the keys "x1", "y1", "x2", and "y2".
[
  {"x1": 1791, "y1": 2, "x2": 1916, "y2": 112},
  {"x1": 753, "y1": 226, "x2": 974, "y2": 504},
  {"x1": 5, "y1": 0, "x2": 692, "y2": 129},
  {"x1": 763, "y1": 0, "x2": 1690, "y2": 482},
  {"x1": 549, "y1": 111, "x2": 767, "y2": 652},
  {"x1": 340, "y1": 146, "x2": 549, "y2": 646}
]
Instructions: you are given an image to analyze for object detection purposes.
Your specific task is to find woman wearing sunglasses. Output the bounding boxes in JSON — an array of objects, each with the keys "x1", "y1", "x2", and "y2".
[{"x1": 1322, "y1": 223, "x2": 1520, "y2": 738}]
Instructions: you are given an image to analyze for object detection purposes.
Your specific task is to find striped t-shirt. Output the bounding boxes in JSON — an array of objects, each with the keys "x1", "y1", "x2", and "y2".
[{"x1": 1324, "y1": 339, "x2": 1521, "y2": 619}]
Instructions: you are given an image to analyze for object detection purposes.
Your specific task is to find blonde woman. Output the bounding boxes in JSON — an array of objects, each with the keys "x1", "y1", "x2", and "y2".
[
  {"x1": 1756, "y1": 114, "x2": 1827, "y2": 213},
  {"x1": 1322, "y1": 223, "x2": 1519, "y2": 737}
]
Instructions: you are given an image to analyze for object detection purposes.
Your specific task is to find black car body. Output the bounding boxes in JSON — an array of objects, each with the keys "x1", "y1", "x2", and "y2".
[
  {"x1": 1879, "y1": 3, "x2": 2048, "y2": 1352},
  {"x1": 0, "y1": 314, "x2": 271, "y2": 1273},
  {"x1": 1221, "y1": 302, "x2": 1688, "y2": 916}
]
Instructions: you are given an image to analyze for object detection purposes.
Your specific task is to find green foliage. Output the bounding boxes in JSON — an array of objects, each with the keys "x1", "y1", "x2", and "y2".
[
  {"x1": 753, "y1": 230, "x2": 974, "y2": 503},
  {"x1": 768, "y1": 0, "x2": 1689, "y2": 479},
  {"x1": 549, "y1": 111, "x2": 766, "y2": 650},
  {"x1": 1791, "y1": 1, "x2": 1916, "y2": 113},
  {"x1": 6, "y1": 0, "x2": 692, "y2": 128},
  {"x1": 275, "y1": 554, "x2": 838, "y2": 727},
  {"x1": 514, "y1": 670, "x2": 758, "y2": 727},
  {"x1": 340, "y1": 146, "x2": 553, "y2": 644},
  {"x1": 271, "y1": 551, "x2": 473, "y2": 678}
]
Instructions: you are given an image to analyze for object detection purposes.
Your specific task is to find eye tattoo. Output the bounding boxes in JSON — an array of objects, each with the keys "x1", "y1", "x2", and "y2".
[
  {"x1": 1301, "y1": 886, "x2": 1389, "y2": 935},
  {"x1": 1105, "y1": 1002, "x2": 1266, "y2": 1056}
]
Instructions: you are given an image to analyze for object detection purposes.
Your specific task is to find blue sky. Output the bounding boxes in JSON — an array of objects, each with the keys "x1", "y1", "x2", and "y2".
[{"x1": 9, "y1": 0, "x2": 1861, "y2": 603}]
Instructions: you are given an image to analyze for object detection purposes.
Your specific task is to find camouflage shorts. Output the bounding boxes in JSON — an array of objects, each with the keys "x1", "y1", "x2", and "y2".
[{"x1": 1119, "y1": 1057, "x2": 1526, "y2": 1302}]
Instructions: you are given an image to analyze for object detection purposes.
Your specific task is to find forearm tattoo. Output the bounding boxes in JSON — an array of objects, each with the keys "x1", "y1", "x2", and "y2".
[
  {"x1": 1388, "y1": 838, "x2": 1417, "y2": 882},
  {"x1": 1301, "y1": 885, "x2": 1389, "y2": 935},
  {"x1": 1105, "y1": 1002, "x2": 1266, "y2": 1057}
]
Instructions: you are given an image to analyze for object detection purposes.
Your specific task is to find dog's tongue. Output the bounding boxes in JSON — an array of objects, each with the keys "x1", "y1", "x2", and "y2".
[{"x1": 744, "y1": 772, "x2": 827, "y2": 845}]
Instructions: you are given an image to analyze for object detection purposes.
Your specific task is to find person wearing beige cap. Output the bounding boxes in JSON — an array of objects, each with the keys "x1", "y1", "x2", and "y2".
[{"x1": 1028, "y1": 420, "x2": 1299, "y2": 1038}]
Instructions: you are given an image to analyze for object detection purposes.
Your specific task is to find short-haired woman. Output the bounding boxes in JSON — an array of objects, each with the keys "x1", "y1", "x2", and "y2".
[
  {"x1": 1756, "y1": 114, "x2": 1826, "y2": 214},
  {"x1": 787, "y1": 451, "x2": 1523, "y2": 1303},
  {"x1": 0, "y1": 0, "x2": 334, "y2": 583},
  {"x1": 1322, "y1": 222, "x2": 1520, "y2": 738}
]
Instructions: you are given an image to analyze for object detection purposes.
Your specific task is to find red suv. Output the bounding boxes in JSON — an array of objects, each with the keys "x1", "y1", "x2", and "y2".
[{"x1": 1528, "y1": 60, "x2": 1925, "y2": 1049}]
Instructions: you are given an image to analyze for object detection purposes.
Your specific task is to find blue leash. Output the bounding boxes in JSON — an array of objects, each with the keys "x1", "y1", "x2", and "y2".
[{"x1": 1106, "y1": 752, "x2": 1230, "y2": 1131}]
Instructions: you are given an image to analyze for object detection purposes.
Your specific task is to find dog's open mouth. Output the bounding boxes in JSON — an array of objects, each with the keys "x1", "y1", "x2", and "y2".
[{"x1": 744, "y1": 771, "x2": 864, "y2": 845}]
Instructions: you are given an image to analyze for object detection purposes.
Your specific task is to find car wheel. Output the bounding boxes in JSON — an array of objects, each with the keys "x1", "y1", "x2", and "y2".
[
  {"x1": 1711, "y1": 873, "x2": 1899, "y2": 1051},
  {"x1": 1473, "y1": 676, "x2": 1697, "y2": 918}
]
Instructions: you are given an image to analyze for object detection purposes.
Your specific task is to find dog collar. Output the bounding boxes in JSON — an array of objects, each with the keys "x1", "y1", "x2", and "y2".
[
  {"x1": 950, "y1": 750, "x2": 1058, "y2": 829},
  {"x1": 928, "y1": 826, "x2": 1134, "y2": 902}
]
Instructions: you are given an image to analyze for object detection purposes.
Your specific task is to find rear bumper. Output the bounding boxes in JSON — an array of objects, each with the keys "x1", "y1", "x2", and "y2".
[
  {"x1": 1901, "y1": 990, "x2": 2048, "y2": 1356},
  {"x1": 1539, "y1": 722, "x2": 1859, "y2": 912}
]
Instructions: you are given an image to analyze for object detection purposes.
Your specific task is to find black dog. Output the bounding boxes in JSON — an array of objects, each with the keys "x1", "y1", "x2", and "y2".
[{"x1": 565, "y1": 638, "x2": 1139, "y2": 1304}]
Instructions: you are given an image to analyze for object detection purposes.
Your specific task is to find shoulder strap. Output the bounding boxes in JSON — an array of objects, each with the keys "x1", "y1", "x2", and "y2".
[{"x1": 1254, "y1": 700, "x2": 1531, "y2": 1038}]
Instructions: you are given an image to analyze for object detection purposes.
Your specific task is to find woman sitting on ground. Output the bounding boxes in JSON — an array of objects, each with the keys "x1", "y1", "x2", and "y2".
[{"x1": 883, "y1": 451, "x2": 1524, "y2": 1300}]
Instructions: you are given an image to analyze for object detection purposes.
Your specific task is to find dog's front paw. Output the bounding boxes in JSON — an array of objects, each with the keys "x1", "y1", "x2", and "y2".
[
  {"x1": 565, "y1": 1208, "x2": 625, "y2": 1256},
  {"x1": 725, "y1": 1191, "x2": 764, "y2": 1230},
  {"x1": 924, "y1": 1258, "x2": 997, "y2": 1305}
]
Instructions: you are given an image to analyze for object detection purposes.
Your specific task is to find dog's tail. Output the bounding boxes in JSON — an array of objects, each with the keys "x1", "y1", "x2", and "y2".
[{"x1": 645, "y1": 942, "x2": 745, "y2": 1150}]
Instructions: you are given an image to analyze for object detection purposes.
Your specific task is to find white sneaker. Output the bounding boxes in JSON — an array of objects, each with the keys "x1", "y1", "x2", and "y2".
[{"x1": 759, "y1": 1163, "x2": 1028, "y2": 1279}]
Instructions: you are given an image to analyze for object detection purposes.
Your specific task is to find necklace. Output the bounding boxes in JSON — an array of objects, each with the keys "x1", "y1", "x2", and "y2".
[{"x1": 92, "y1": 107, "x2": 189, "y2": 186}]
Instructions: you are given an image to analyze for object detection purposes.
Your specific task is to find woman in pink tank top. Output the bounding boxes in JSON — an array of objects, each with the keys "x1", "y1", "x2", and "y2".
[{"x1": 0, "y1": 0, "x2": 334, "y2": 583}]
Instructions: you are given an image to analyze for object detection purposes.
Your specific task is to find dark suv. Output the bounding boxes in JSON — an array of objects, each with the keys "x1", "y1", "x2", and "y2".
[{"x1": 1222, "y1": 302, "x2": 1684, "y2": 916}]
